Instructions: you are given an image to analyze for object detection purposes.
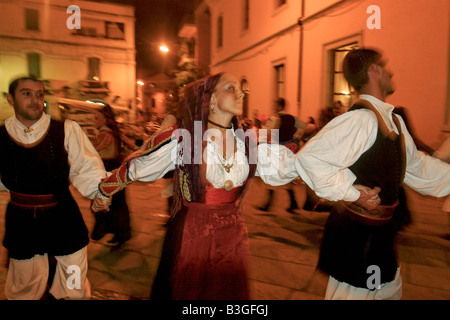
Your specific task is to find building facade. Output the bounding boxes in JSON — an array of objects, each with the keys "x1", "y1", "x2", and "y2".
[
  {"x1": 0, "y1": 0, "x2": 136, "y2": 122},
  {"x1": 203, "y1": 0, "x2": 449, "y2": 148},
  {"x1": 206, "y1": 0, "x2": 302, "y2": 121}
]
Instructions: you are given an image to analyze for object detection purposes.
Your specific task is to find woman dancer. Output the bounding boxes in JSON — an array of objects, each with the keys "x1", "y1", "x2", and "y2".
[{"x1": 93, "y1": 73, "x2": 299, "y2": 299}]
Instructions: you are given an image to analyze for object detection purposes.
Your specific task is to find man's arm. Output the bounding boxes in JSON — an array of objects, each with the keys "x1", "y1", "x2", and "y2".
[
  {"x1": 398, "y1": 116, "x2": 450, "y2": 197},
  {"x1": 64, "y1": 119, "x2": 108, "y2": 199},
  {"x1": 295, "y1": 109, "x2": 379, "y2": 202}
]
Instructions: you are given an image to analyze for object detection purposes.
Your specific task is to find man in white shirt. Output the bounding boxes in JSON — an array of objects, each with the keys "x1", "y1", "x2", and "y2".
[
  {"x1": 295, "y1": 48, "x2": 450, "y2": 299},
  {"x1": 0, "y1": 76, "x2": 108, "y2": 299}
]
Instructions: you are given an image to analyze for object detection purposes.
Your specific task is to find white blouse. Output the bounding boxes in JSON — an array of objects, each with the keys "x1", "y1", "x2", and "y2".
[{"x1": 127, "y1": 128, "x2": 298, "y2": 188}]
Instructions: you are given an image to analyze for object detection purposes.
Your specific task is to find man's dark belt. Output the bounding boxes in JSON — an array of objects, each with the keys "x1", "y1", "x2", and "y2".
[
  {"x1": 9, "y1": 191, "x2": 58, "y2": 217},
  {"x1": 336, "y1": 200, "x2": 399, "y2": 226}
]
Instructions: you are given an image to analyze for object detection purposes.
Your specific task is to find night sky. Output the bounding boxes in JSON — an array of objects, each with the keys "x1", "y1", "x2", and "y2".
[{"x1": 89, "y1": 0, "x2": 198, "y2": 75}]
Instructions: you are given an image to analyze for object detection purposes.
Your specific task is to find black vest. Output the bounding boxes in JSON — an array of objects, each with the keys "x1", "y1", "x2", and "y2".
[
  {"x1": 278, "y1": 114, "x2": 297, "y2": 143},
  {"x1": 318, "y1": 101, "x2": 406, "y2": 289},
  {"x1": 0, "y1": 120, "x2": 89, "y2": 259}
]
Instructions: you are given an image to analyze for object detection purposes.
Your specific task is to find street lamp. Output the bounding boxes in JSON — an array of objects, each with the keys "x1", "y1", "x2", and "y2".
[{"x1": 136, "y1": 80, "x2": 144, "y2": 115}]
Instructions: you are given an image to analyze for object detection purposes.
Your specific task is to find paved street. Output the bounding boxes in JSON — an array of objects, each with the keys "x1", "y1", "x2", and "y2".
[{"x1": 0, "y1": 178, "x2": 449, "y2": 300}]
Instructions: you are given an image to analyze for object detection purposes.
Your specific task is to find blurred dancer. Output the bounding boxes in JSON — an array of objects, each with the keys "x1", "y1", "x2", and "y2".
[
  {"x1": 91, "y1": 105, "x2": 131, "y2": 247},
  {"x1": 256, "y1": 98, "x2": 306, "y2": 213},
  {"x1": 296, "y1": 48, "x2": 450, "y2": 299}
]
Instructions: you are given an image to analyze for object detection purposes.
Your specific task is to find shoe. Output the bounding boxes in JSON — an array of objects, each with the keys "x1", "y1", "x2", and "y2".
[
  {"x1": 106, "y1": 234, "x2": 130, "y2": 247},
  {"x1": 105, "y1": 239, "x2": 119, "y2": 247},
  {"x1": 254, "y1": 190, "x2": 274, "y2": 212},
  {"x1": 255, "y1": 205, "x2": 270, "y2": 212},
  {"x1": 91, "y1": 217, "x2": 108, "y2": 240},
  {"x1": 91, "y1": 232, "x2": 105, "y2": 241},
  {"x1": 287, "y1": 189, "x2": 299, "y2": 210}
]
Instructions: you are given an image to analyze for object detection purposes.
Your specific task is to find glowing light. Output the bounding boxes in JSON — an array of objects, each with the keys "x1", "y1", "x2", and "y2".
[
  {"x1": 341, "y1": 90, "x2": 349, "y2": 95},
  {"x1": 86, "y1": 100, "x2": 105, "y2": 105},
  {"x1": 159, "y1": 45, "x2": 169, "y2": 53},
  {"x1": 137, "y1": 80, "x2": 144, "y2": 86}
]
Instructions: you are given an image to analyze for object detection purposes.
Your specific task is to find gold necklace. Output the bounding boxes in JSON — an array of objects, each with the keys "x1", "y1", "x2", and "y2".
[{"x1": 219, "y1": 136, "x2": 237, "y2": 173}]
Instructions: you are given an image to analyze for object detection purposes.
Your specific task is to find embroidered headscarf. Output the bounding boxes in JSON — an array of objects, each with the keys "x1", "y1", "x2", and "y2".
[
  {"x1": 173, "y1": 72, "x2": 223, "y2": 205},
  {"x1": 172, "y1": 72, "x2": 256, "y2": 212}
]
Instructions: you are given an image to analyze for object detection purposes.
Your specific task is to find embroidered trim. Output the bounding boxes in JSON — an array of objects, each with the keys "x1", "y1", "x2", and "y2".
[
  {"x1": 99, "y1": 164, "x2": 131, "y2": 197},
  {"x1": 98, "y1": 125, "x2": 178, "y2": 197},
  {"x1": 179, "y1": 169, "x2": 191, "y2": 202}
]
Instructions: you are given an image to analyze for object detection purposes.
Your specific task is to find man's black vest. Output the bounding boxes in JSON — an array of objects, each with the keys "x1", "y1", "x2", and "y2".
[
  {"x1": 318, "y1": 100, "x2": 406, "y2": 289},
  {"x1": 0, "y1": 120, "x2": 89, "y2": 259}
]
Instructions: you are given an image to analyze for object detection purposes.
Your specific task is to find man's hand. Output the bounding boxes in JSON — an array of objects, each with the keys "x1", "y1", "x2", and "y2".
[
  {"x1": 353, "y1": 185, "x2": 381, "y2": 211},
  {"x1": 91, "y1": 193, "x2": 111, "y2": 213}
]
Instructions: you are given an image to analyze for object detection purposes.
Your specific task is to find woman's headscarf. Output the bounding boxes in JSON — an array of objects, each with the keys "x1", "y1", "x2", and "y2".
[
  {"x1": 98, "y1": 104, "x2": 122, "y2": 157},
  {"x1": 173, "y1": 72, "x2": 224, "y2": 205},
  {"x1": 171, "y1": 72, "x2": 254, "y2": 212}
]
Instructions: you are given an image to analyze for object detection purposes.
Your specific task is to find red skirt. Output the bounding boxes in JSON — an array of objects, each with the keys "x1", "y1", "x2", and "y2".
[{"x1": 151, "y1": 188, "x2": 250, "y2": 300}]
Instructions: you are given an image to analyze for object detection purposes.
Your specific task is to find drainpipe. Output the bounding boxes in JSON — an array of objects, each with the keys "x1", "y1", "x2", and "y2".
[
  {"x1": 297, "y1": 0, "x2": 305, "y2": 118},
  {"x1": 297, "y1": 0, "x2": 353, "y2": 119}
]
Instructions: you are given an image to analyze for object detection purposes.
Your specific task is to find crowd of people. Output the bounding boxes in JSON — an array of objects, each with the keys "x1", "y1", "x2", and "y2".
[{"x1": 0, "y1": 48, "x2": 449, "y2": 300}]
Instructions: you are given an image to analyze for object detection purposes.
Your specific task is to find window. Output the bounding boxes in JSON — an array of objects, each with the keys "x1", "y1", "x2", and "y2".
[
  {"x1": 328, "y1": 43, "x2": 359, "y2": 107},
  {"x1": 276, "y1": 0, "x2": 287, "y2": 7},
  {"x1": 243, "y1": 0, "x2": 250, "y2": 31},
  {"x1": 25, "y1": 8, "x2": 39, "y2": 31},
  {"x1": 217, "y1": 15, "x2": 223, "y2": 48},
  {"x1": 88, "y1": 57, "x2": 100, "y2": 80},
  {"x1": 27, "y1": 53, "x2": 41, "y2": 78},
  {"x1": 72, "y1": 19, "x2": 104, "y2": 38},
  {"x1": 105, "y1": 22, "x2": 125, "y2": 40},
  {"x1": 274, "y1": 64, "x2": 285, "y2": 98}
]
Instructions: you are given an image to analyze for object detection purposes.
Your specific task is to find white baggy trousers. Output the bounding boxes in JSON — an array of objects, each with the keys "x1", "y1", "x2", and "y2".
[{"x1": 4, "y1": 246, "x2": 91, "y2": 300}]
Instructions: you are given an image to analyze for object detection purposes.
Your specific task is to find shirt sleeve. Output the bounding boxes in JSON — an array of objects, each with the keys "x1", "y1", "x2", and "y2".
[
  {"x1": 294, "y1": 110, "x2": 378, "y2": 202},
  {"x1": 256, "y1": 143, "x2": 299, "y2": 185},
  {"x1": 64, "y1": 120, "x2": 108, "y2": 199},
  {"x1": 399, "y1": 117, "x2": 450, "y2": 197},
  {"x1": 0, "y1": 179, "x2": 8, "y2": 192},
  {"x1": 127, "y1": 139, "x2": 177, "y2": 182}
]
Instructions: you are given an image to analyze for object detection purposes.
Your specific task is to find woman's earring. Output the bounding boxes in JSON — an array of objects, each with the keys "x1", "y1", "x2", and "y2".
[{"x1": 210, "y1": 104, "x2": 215, "y2": 111}]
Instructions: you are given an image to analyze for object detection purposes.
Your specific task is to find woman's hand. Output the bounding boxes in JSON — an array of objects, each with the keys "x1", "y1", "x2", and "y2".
[{"x1": 91, "y1": 193, "x2": 112, "y2": 213}]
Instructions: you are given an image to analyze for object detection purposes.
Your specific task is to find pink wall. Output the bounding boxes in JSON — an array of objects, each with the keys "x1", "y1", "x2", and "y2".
[
  {"x1": 210, "y1": 0, "x2": 302, "y2": 118},
  {"x1": 301, "y1": 0, "x2": 449, "y2": 148}
]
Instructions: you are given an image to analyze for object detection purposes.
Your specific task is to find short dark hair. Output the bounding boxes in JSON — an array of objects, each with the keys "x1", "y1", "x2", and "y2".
[
  {"x1": 8, "y1": 76, "x2": 43, "y2": 97},
  {"x1": 276, "y1": 97, "x2": 285, "y2": 109},
  {"x1": 343, "y1": 48, "x2": 381, "y2": 91}
]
